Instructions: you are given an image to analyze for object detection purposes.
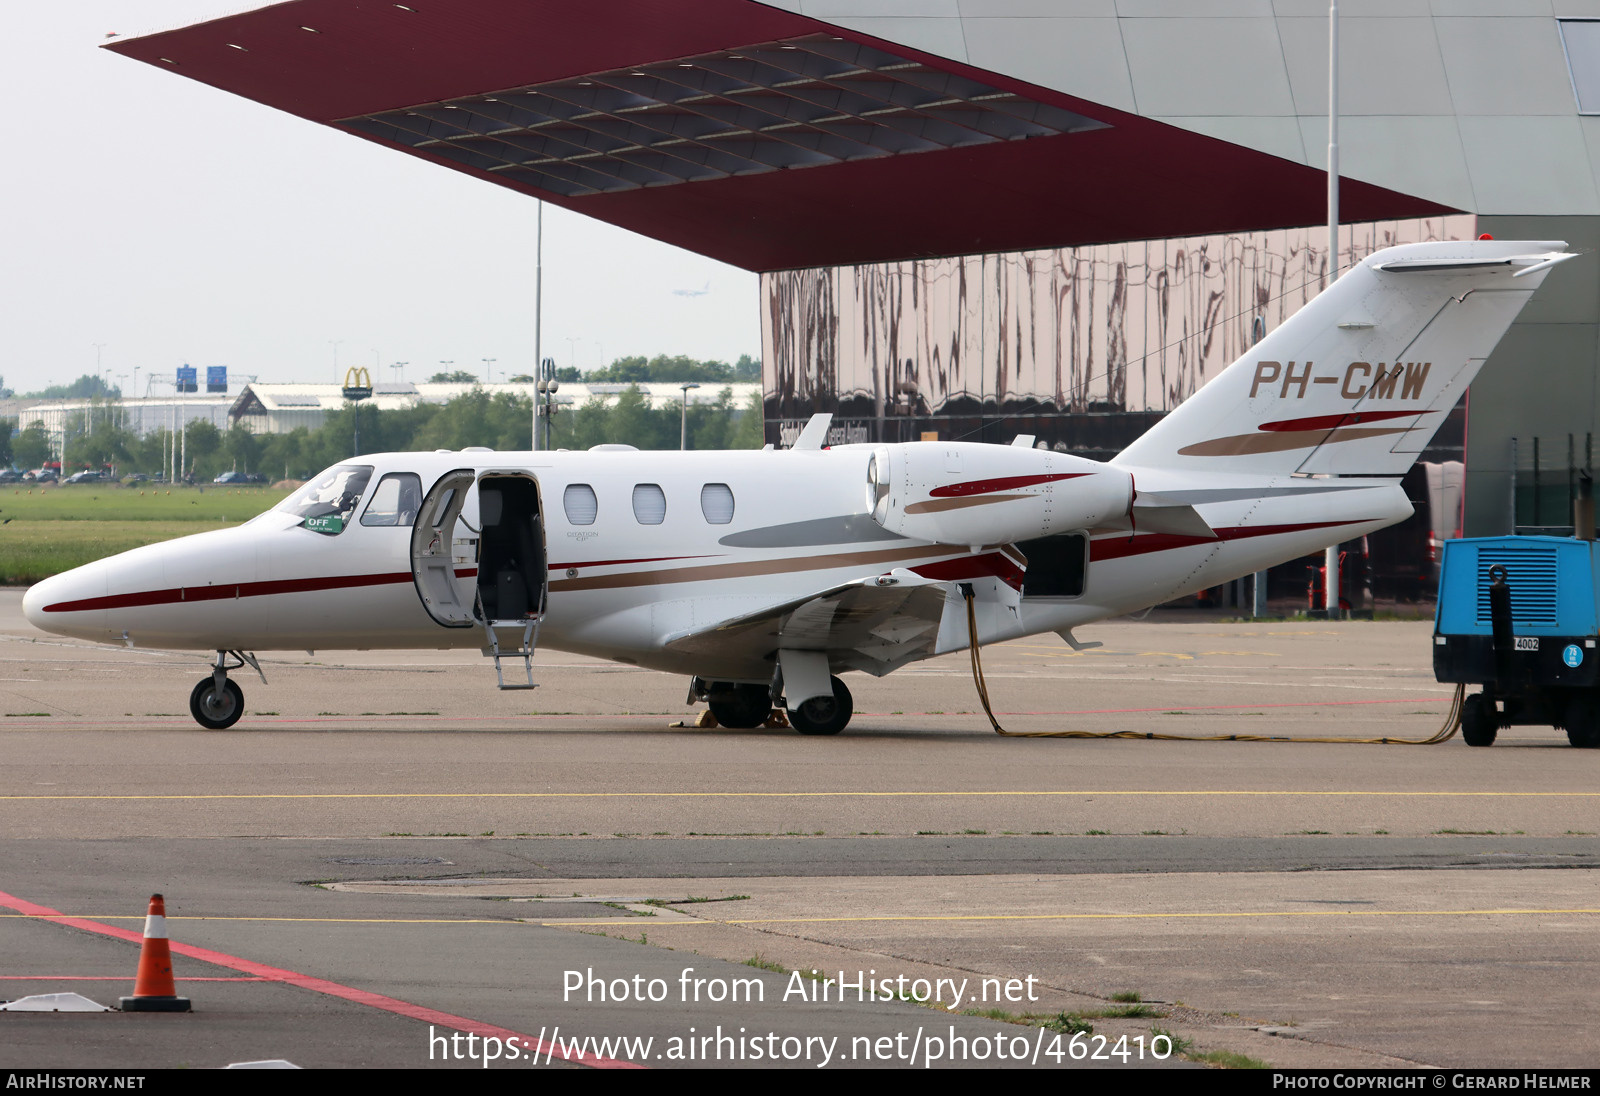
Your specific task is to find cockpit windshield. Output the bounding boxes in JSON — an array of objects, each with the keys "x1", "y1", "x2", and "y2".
[{"x1": 276, "y1": 464, "x2": 373, "y2": 536}]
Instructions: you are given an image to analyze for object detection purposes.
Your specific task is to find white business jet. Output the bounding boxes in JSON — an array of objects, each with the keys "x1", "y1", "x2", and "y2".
[{"x1": 22, "y1": 239, "x2": 1573, "y2": 733}]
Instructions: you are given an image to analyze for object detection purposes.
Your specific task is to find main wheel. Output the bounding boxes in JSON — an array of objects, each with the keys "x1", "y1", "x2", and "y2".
[
  {"x1": 707, "y1": 683, "x2": 772, "y2": 729},
  {"x1": 1460, "y1": 693, "x2": 1497, "y2": 747},
  {"x1": 189, "y1": 677, "x2": 244, "y2": 730},
  {"x1": 1564, "y1": 692, "x2": 1600, "y2": 748},
  {"x1": 787, "y1": 675, "x2": 852, "y2": 736}
]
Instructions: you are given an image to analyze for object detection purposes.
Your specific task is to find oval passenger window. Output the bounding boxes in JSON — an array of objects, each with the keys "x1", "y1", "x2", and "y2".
[
  {"x1": 632, "y1": 483, "x2": 666, "y2": 525},
  {"x1": 563, "y1": 483, "x2": 598, "y2": 526},
  {"x1": 700, "y1": 483, "x2": 734, "y2": 524}
]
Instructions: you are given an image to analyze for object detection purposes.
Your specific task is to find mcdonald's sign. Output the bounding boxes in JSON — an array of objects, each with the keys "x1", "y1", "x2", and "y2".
[{"x1": 341, "y1": 367, "x2": 373, "y2": 401}]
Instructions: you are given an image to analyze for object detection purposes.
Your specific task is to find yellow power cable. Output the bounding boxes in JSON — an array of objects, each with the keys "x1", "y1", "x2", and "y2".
[{"x1": 962, "y1": 587, "x2": 1462, "y2": 745}]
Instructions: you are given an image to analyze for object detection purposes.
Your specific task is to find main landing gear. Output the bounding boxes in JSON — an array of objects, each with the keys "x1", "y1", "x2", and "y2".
[
  {"x1": 691, "y1": 675, "x2": 855, "y2": 735},
  {"x1": 189, "y1": 650, "x2": 265, "y2": 730},
  {"x1": 788, "y1": 676, "x2": 852, "y2": 736}
]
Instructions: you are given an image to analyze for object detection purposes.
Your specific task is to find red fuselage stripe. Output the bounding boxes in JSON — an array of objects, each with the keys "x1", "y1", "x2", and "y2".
[
  {"x1": 928, "y1": 472, "x2": 1089, "y2": 498},
  {"x1": 545, "y1": 554, "x2": 709, "y2": 570},
  {"x1": 911, "y1": 552, "x2": 1027, "y2": 591},
  {"x1": 44, "y1": 521, "x2": 1366, "y2": 613},
  {"x1": 1089, "y1": 519, "x2": 1366, "y2": 562},
  {"x1": 42, "y1": 568, "x2": 478, "y2": 615},
  {"x1": 1257, "y1": 410, "x2": 1434, "y2": 432}
]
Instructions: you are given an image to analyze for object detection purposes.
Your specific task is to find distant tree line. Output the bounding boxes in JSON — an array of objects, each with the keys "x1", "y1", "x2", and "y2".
[
  {"x1": 430, "y1": 353, "x2": 760, "y2": 386},
  {"x1": 3, "y1": 385, "x2": 764, "y2": 480},
  {"x1": 22, "y1": 374, "x2": 120, "y2": 400}
]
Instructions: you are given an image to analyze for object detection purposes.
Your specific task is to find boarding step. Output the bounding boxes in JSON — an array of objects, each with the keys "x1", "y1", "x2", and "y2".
[{"x1": 481, "y1": 618, "x2": 540, "y2": 690}]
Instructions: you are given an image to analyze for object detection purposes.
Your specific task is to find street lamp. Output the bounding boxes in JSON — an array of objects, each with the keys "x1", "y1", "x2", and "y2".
[
  {"x1": 481, "y1": 357, "x2": 497, "y2": 384},
  {"x1": 391, "y1": 361, "x2": 408, "y2": 385},
  {"x1": 538, "y1": 373, "x2": 560, "y2": 451},
  {"x1": 679, "y1": 382, "x2": 701, "y2": 451}
]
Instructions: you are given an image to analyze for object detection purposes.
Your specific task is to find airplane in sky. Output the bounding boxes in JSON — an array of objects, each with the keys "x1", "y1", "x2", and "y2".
[
  {"x1": 672, "y1": 281, "x2": 711, "y2": 298},
  {"x1": 22, "y1": 239, "x2": 1573, "y2": 733}
]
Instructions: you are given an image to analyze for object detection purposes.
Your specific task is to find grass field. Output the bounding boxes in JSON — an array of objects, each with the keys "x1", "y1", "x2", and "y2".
[
  {"x1": 0, "y1": 486, "x2": 292, "y2": 585},
  {"x1": 0, "y1": 485, "x2": 291, "y2": 522}
]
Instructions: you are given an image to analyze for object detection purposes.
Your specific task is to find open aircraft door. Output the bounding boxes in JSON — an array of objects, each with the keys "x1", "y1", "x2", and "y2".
[
  {"x1": 411, "y1": 468, "x2": 478, "y2": 628},
  {"x1": 412, "y1": 468, "x2": 548, "y2": 689}
]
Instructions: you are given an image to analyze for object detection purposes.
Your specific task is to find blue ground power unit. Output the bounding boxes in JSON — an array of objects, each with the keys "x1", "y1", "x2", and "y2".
[{"x1": 1434, "y1": 535, "x2": 1600, "y2": 748}]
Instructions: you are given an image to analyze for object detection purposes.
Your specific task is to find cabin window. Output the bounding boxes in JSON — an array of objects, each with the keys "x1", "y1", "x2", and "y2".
[
  {"x1": 632, "y1": 483, "x2": 667, "y2": 525},
  {"x1": 430, "y1": 488, "x2": 456, "y2": 527},
  {"x1": 277, "y1": 463, "x2": 373, "y2": 536},
  {"x1": 360, "y1": 473, "x2": 423, "y2": 527},
  {"x1": 563, "y1": 483, "x2": 598, "y2": 526},
  {"x1": 700, "y1": 483, "x2": 735, "y2": 524}
]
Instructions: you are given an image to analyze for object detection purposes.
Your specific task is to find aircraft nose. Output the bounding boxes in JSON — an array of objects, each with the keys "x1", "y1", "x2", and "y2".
[{"x1": 22, "y1": 563, "x2": 109, "y2": 640}]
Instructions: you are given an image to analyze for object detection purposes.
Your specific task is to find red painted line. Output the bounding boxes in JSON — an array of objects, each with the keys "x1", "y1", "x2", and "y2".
[
  {"x1": 911, "y1": 552, "x2": 1025, "y2": 591},
  {"x1": 1090, "y1": 520, "x2": 1367, "y2": 562},
  {"x1": 966, "y1": 697, "x2": 1449, "y2": 716},
  {"x1": 546, "y1": 554, "x2": 712, "y2": 570},
  {"x1": 44, "y1": 571, "x2": 417, "y2": 615},
  {"x1": 929, "y1": 472, "x2": 1089, "y2": 498},
  {"x1": 1258, "y1": 409, "x2": 1434, "y2": 432},
  {"x1": 0, "y1": 890, "x2": 640, "y2": 1069}
]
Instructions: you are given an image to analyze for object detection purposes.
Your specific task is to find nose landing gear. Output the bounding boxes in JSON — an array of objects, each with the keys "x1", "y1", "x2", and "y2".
[{"x1": 189, "y1": 651, "x2": 265, "y2": 730}]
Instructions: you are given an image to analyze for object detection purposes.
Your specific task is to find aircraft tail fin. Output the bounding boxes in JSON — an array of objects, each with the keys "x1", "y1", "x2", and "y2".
[{"x1": 1113, "y1": 240, "x2": 1575, "y2": 478}]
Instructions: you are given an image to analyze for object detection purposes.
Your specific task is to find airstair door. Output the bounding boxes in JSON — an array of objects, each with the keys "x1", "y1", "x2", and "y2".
[
  {"x1": 411, "y1": 468, "x2": 478, "y2": 628},
  {"x1": 472, "y1": 472, "x2": 547, "y2": 690}
]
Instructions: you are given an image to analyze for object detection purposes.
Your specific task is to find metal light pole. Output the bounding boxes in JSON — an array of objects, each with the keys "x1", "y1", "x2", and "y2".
[
  {"x1": 538, "y1": 372, "x2": 560, "y2": 450},
  {"x1": 481, "y1": 357, "x2": 497, "y2": 384},
  {"x1": 679, "y1": 382, "x2": 701, "y2": 450},
  {"x1": 533, "y1": 201, "x2": 544, "y2": 451},
  {"x1": 1324, "y1": 0, "x2": 1342, "y2": 619}
]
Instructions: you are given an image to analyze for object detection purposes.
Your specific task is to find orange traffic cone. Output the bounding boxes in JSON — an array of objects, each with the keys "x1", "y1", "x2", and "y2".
[{"x1": 119, "y1": 894, "x2": 191, "y2": 1012}]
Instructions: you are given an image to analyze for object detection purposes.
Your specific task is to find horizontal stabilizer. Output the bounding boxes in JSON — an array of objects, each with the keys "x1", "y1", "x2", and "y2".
[{"x1": 1376, "y1": 249, "x2": 1576, "y2": 276}]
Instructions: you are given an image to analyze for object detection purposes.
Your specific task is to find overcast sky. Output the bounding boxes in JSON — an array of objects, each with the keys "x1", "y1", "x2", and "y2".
[{"x1": 1, "y1": 4, "x2": 760, "y2": 397}]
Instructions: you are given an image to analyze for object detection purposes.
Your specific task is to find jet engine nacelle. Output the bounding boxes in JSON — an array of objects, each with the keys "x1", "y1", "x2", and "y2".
[{"x1": 865, "y1": 442, "x2": 1133, "y2": 546}]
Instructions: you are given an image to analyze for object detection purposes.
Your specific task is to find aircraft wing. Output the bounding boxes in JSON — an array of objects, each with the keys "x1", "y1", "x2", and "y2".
[{"x1": 660, "y1": 569, "x2": 954, "y2": 678}]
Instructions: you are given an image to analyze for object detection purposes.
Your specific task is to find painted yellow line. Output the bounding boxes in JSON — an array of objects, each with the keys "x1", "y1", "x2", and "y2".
[
  {"x1": 1, "y1": 790, "x2": 1598, "y2": 801},
  {"x1": 539, "y1": 907, "x2": 1600, "y2": 927}
]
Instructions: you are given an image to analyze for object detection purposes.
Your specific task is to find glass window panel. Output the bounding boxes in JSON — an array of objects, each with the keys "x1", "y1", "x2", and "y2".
[
  {"x1": 700, "y1": 482, "x2": 735, "y2": 524},
  {"x1": 564, "y1": 483, "x2": 598, "y2": 526},
  {"x1": 632, "y1": 483, "x2": 667, "y2": 525},
  {"x1": 360, "y1": 473, "x2": 423, "y2": 527}
]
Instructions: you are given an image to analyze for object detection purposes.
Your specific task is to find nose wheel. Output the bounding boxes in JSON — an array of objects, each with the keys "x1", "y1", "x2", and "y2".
[
  {"x1": 190, "y1": 677, "x2": 244, "y2": 730},
  {"x1": 188, "y1": 650, "x2": 265, "y2": 730}
]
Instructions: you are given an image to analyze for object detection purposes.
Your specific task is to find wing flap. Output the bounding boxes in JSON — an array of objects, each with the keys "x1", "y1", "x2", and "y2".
[{"x1": 662, "y1": 569, "x2": 953, "y2": 677}]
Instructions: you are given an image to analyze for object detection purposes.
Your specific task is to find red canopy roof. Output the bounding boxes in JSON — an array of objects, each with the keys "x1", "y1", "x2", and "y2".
[{"x1": 107, "y1": 0, "x2": 1453, "y2": 271}]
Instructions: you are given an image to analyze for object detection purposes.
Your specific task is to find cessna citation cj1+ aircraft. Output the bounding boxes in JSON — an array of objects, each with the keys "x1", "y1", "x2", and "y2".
[{"x1": 22, "y1": 240, "x2": 1574, "y2": 734}]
